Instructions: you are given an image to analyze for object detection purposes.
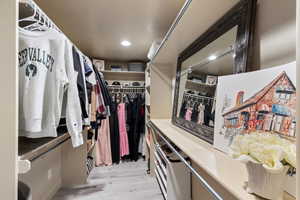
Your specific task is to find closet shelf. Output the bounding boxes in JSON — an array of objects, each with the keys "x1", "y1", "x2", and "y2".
[
  {"x1": 101, "y1": 70, "x2": 145, "y2": 81},
  {"x1": 186, "y1": 80, "x2": 216, "y2": 89},
  {"x1": 150, "y1": 119, "x2": 295, "y2": 200},
  {"x1": 19, "y1": 132, "x2": 70, "y2": 161}
]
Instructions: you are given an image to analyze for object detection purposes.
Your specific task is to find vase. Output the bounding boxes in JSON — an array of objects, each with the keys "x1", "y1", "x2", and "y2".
[{"x1": 246, "y1": 162, "x2": 289, "y2": 200}]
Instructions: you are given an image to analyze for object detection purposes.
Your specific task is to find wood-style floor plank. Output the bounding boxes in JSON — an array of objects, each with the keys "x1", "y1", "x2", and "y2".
[{"x1": 52, "y1": 160, "x2": 163, "y2": 200}]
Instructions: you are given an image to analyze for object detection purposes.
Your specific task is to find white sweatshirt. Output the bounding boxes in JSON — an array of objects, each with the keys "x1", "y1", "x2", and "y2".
[{"x1": 19, "y1": 29, "x2": 83, "y2": 147}]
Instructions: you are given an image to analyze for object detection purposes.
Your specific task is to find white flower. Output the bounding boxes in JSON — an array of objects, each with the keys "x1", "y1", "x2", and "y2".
[{"x1": 230, "y1": 132, "x2": 296, "y2": 173}]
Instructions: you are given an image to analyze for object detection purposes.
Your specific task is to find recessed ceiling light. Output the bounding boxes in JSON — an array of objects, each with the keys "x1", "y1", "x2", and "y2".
[
  {"x1": 208, "y1": 55, "x2": 217, "y2": 61},
  {"x1": 121, "y1": 40, "x2": 131, "y2": 47}
]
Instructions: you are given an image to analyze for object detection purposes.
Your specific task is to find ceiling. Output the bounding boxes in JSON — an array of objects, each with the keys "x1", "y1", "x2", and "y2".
[{"x1": 34, "y1": 0, "x2": 185, "y2": 61}]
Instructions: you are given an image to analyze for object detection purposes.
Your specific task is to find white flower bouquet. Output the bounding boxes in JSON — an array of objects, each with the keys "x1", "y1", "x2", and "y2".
[
  {"x1": 229, "y1": 132, "x2": 296, "y2": 173},
  {"x1": 229, "y1": 132, "x2": 296, "y2": 199}
]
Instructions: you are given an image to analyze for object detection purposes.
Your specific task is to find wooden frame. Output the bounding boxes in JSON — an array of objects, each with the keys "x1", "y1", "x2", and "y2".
[{"x1": 172, "y1": 0, "x2": 257, "y2": 144}]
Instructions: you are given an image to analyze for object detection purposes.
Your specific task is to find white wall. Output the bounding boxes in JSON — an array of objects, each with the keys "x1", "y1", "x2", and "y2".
[
  {"x1": 252, "y1": 0, "x2": 296, "y2": 70},
  {"x1": 0, "y1": 0, "x2": 17, "y2": 199}
]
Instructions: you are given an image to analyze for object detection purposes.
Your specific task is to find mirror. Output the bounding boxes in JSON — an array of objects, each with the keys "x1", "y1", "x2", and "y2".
[{"x1": 172, "y1": 0, "x2": 257, "y2": 144}]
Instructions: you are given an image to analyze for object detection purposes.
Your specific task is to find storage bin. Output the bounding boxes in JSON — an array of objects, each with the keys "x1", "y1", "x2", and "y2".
[
  {"x1": 128, "y1": 62, "x2": 145, "y2": 72},
  {"x1": 110, "y1": 65, "x2": 123, "y2": 71}
]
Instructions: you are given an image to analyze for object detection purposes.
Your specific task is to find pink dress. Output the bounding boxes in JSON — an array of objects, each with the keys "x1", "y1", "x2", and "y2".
[
  {"x1": 185, "y1": 108, "x2": 192, "y2": 121},
  {"x1": 95, "y1": 118, "x2": 112, "y2": 166},
  {"x1": 118, "y1": 103, "x2": 130, "y2": 157}
]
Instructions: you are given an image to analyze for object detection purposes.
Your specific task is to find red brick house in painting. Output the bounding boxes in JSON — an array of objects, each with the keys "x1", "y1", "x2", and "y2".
[{"x1": 222, "y1": 71, "x2": 296, "y2": 138}]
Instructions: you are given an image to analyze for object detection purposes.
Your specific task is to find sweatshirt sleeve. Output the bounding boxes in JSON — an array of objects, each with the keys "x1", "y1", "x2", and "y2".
[{"x1": 64, "y1": 39, "x2": 84, "y2": 147}]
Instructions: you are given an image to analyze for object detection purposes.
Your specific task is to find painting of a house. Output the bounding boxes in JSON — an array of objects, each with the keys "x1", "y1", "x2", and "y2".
[
  {"x1": 222, "y1": 71, "x2": 296, "y2": 138},
  {"x1": 213, "y1": 62, "x2": 296, "y2": 153}
]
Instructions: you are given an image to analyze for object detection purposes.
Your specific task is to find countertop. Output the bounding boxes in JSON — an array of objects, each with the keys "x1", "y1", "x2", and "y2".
[{"x1": 151, "y1": 119, "x2": 295, "y2": 200}]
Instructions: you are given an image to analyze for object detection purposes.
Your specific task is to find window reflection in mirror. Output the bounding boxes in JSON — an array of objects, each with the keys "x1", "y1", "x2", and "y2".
[{"x1": 176, "y1": 26, "x2": 238, "y2": 129}]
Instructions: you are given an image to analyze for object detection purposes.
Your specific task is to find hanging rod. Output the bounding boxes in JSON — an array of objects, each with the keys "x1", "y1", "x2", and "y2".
[
  {"x1": 149, "y1": 0, "x2": 193, "y2": 64},
  {"x1": 180, "y1": 46, "x2": 234, "y2": 77},
  {"x1": 184, "y1": 92, "x2": 214, "y2": 100},
  {"x1": 107, "y1": 85, "x2": 145, "y2": 89},
  {"x1": 148, "y1": 121, "x2": 223, "y2": 200},
  {"x1": 18, "y1": 0, "x2": 85, "y2": 56}
]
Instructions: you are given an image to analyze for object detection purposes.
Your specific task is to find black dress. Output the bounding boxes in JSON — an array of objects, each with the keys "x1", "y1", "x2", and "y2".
[
  {"x1": 191, "y1": 103, "x2": 199, "y2": 123},
  {"x1": 126, "y1": 94, "x2": 144, "y2": 161},
  {"x1": 179, "y1": 100, "x2": 187, "y2": 119},
  {"x1": 109, "y1": 99, "x2": 120, "y2": 164}
]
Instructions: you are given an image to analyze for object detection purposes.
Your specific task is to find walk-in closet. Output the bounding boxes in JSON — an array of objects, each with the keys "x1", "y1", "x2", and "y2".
[{"x1": 0, "y1": 0, "x2": 299, "y2": 200}]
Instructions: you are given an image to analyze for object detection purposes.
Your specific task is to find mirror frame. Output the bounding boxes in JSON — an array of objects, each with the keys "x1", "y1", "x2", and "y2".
[{"x1": 172, "y1": 0, "x2": 257, "y2": 144}]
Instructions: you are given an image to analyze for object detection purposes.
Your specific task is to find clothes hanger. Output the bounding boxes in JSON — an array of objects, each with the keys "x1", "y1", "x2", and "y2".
[
  {"x1": 22, "y1": 4, "x2": 48, "y2": 32},
  {"x1": 19, "y1": 0, "x2": 53, "y2": 32}
]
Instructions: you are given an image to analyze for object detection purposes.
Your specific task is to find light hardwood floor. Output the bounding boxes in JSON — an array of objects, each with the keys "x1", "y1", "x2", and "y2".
[{"x1": 52, "y1": 160, "x2": 163, "y2": 200}]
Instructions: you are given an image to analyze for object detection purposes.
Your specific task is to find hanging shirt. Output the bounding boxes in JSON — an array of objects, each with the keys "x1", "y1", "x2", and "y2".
[
  {"x1": 185, "y1": 108, "x2": 192, "y2": 121},
  {"x1": 72, "y1": 47, "x2": 89, "y2": 125},
  {"x1": 19, "y1": 29, "x2": 83, "y2": 147},
  {"x1": 197, "y1": 104, "x2": 205, "y2": 125}
]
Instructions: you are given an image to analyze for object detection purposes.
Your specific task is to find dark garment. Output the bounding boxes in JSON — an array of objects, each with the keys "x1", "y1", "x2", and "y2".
[
  {"x1": 204, "y1": 103, "x2": 212, "y2": 126},
  {"x1": 109, "y1": 101, "x2": 120, "y2": 164},
  {"x1": 87, "y1": 129, "x2": 94, "y2": 140},
  {"x1": 191, "y1": 103, "x2": 199, "y2": 123},
  {"x1": 179, "y1": 100, "x2": 187, "y2": 119},
  {"x1": 126, "y1": 97, "x2": 135, "y2": 161},
  {"x1": 86, "y1": 81, "x2": 93, "y2": 104},
  {"x1": 211, "y1": 111, "x2": 215, "y2": 122},
  {"x1": 72, "y1": 46, "x2": 88, "y2": 119},
  {"x1": 92, "y1": 117, "x2": 102, "y2": 141},
  {"x1": 127, "y1": 94, "x2": 144, "y2": 161},
  {"x1": 93, "y1": 65, "x2": 112, "y2": 114},
  {"x1": 83, "y1": 58, "x2": 93, "y2": 76}
]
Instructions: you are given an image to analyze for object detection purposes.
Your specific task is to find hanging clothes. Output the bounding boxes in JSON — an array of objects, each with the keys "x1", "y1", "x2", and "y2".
[
  {"x1": 125, "y1": 94, "x2": 144, "y2": 161},
  {"x1": 95, "y1": 118, "x2": 112, "y2": 166},
  {"x1": 179, "y1": 100, "x2": 187, "y2": 118},
  {"x1": 197, "y1": 103, "x2": 205, "y2": 125},
  {"x1": 204, "y1": 103, "x2": 212, "y2": 126},
  {"x1": 93, "y1": 67, "x2": 111, "y2": 116},
  {"x1": 109, "y1": 100, "x2": 120, "y2": 164},
  {"x1": 18, "y1": 29, "x2": 83, "y2": 147},
  {"x1": 185, "y1": 107, "x2": 192, "y2": 121},
  {"x1": 72, "y1": 46, "x2": 89, "y2": 123},
  {"x1": 132, "y1": 94, "x2": 145, "y2": 161},
  {"x1": 118, "y1": 103, "x2": 129, "y2": 157},
  {"x1": 191, "y1": 103, "x2": 199, "y2": 123},
  {"x1": 126, "y1": 95, "x2": 135, "y2": 161}
]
